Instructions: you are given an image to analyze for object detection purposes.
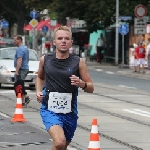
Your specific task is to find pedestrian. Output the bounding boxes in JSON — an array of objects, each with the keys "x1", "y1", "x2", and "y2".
[
  {"x1": 37, "y1": 35, "x2": 42, "y2": 50},
  {"x1": 135, "y1": 41, "x2": 146, "y2": 74},
  {"x1": 146, "y1": 38, "x2": 150, "y2": 74},
  {"x1": 133, "y1": 43, "x2": 138, "y2": 72},
  {"x1": 96, "y1": 33, "x2": 105, "y2": 63},
  {"x1": 36, "y1": 26, "x2": 94, "y2": 150},
  {"x1": 138, "y1": 35, "x2": 146, "y2": 46},
  {"x1": 14, "y1": 35, "x2": 31, "y2": 107}
]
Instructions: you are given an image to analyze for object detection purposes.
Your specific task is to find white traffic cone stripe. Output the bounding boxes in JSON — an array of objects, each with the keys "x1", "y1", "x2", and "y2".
[
  {"x1": 91, "y1": 125, "x2": 98, "y2": 133},
  {"x1": 88, "y1": 141, "x2": 100, "y2": 148},
  {"x1": 17, "y1": 98, "x2": 22, "y2": 104},
  {"x1": 14, "y1": 108, "x2": 23, "y2": 114}
]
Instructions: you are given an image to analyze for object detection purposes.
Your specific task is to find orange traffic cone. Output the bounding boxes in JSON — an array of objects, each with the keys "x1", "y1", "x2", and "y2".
[
  {"x1": 11, "y1": 93, "x2": 26, "y2": 122},
  {"x1": 88, "y1": 119, "x2": 100, "y2": 150}
]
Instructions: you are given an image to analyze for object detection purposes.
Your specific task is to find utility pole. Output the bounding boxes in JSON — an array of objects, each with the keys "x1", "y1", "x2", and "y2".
[{"x1": 115, "y1": 0, "x2": 119, "y2": 65}]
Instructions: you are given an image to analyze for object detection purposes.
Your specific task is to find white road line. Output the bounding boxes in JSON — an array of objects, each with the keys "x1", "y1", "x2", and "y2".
[
  {"x1": 105, "y1": 71, "x2": 114, "y2": 74},
  {"x1": 118, "y1": 85, "x2": 137, "y2": 89},
  {"x1": 0, "y1": 91, "x2": 15, "y2": 94},
  {"x1": 0, "y1": 112, "x2": 10, "y2": 118},
  {"x1": 67, "y1": 146, "x2": 77, "y2": 150},
  {"x1": 134, "y1": 109, "x2": 150, "y2": 115},
  {"x1": 123, "y1": 109, "x2": 150, "y2": 118},
  {"x1": 95, "y1": 69, "x2": 103, "y2": 72},
  {"x1": 105, "y1": 94, "x2": 144, "y2": 97}
]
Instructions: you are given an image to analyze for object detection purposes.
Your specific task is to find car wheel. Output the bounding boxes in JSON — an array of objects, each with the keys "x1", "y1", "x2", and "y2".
[{"x1": 29, "y1": 85, "x2": 35, "y2": 88}]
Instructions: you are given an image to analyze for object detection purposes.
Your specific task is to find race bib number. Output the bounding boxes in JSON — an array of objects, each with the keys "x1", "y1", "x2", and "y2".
[{"x1": 48, "y1": 92, "x2": 72, "y2": 114}]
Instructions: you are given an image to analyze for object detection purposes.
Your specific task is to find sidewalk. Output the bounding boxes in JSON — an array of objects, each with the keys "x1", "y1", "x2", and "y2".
[{"x1": 86, "y1": 60, "x2": 150, "y2": 81}]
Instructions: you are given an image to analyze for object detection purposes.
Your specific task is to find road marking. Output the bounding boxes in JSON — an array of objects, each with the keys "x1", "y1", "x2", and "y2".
[
  {"x1": 105, "y1": 94, "x2": 144, "y2": 97},
  {"x1": 134, "y1": 109, "x2": 150, "y2": 115},
  {"x1": 118, "y1": 85, "x2": 137, "y2": 89},
  {"x1": 67, "y1": 146, "x2": 77, "y2": 150},
  {"x1": 123, "y1": 109, "x2": 150, "y2": 117},
  {"x1": 105, "y1": 71, "x2": 114, "y2": 74},
  {"x1": 0, "y1": 90, "x2": 35, "y2": 94},
  {"x1": 0, "y1": 90, "x2": 15, "y2": 94},
  {"x1": 95, "y1": 69, "x2": 103, "y2": 72},
  {"x1": 0, "y1": 112, "x2": 10, "y2": 118}
]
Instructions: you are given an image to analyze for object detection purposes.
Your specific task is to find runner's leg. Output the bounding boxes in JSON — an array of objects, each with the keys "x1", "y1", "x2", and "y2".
[{"x1": 48, "y1": 125, "x2": 66, "y2": 150}]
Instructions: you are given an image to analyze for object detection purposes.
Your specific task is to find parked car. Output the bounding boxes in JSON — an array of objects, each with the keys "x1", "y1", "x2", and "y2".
[
  {"x1": 0, "y1": 37, "x2": 15, "y2": 48},
  {"x1": 0, "y1": 37, "x2": 5, "y2": 48},
  {"x1": 0, "y1": 47, "x2": 39, "y2": 88}
]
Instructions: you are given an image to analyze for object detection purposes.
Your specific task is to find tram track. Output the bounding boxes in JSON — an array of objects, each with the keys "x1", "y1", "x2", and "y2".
[
  {"x1": 0, "y1": 86, "x2": 148, "y2": 150},
  {"x1": 93, "y1": 84, "x2": 150, "y2": 108}
]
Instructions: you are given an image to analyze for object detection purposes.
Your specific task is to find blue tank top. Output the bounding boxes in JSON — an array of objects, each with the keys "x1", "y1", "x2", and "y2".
[{"x1": 43, "y1": 53, "x2": 80, "y2": 114}]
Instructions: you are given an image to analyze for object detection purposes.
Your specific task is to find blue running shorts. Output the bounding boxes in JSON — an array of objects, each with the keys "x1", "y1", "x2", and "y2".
[{"x1": 40, "y1": 108, "x2": 78, "y2": 142}]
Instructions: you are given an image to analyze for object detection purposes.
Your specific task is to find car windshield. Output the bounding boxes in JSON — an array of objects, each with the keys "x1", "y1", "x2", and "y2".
[{"x1": 0, "y1": 47, "x2": 39, "y2": 61}]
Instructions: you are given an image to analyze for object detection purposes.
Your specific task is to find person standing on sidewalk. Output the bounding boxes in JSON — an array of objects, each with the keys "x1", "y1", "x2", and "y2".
[
  {"x1": 146, "y1": 38, "x2": 150, "y2": 74},
  {"x1": 36, "y1": 26, "x2": 94, "y2": 150},
  {"x1": 14, "y1": 35, "x2": 31, "y2": 107},
  {"x1": 133, "y1": 43, "x2": 138, "y2": 72},
  {"x1": 96, "y1": 33, "x2": 105, "y2": 63},
  {"x1": 135, "y1": 41, "x2": 146, "y2": 74}
]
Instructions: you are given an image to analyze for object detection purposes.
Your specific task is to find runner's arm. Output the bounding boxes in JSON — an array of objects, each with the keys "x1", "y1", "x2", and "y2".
[{"x1": 78, "y1": 58, "x2": 94, "y2": 93}]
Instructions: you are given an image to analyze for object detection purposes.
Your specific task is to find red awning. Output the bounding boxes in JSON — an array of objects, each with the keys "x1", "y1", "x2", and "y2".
[
  {"x1": 36, "y1": 19, "x2": 51, "y2": 30},
  {"x1": 36, "y1": 19, "x2": 61, "y2": 30},
  {"x1": 23, "y1": 24, "x2": 32, "y2": 30},
  {"x1": 24, "y1": 19, "x2": 62, "y2": 31}
]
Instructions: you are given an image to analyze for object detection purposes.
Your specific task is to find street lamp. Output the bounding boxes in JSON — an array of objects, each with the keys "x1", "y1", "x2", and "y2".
[{"x1": 115, "y1": 0, "x2": 119, "y2": 65}]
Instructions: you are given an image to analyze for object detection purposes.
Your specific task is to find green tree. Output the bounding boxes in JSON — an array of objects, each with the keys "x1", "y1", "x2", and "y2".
[
  {"x1": 0, "y1": 0, "x2": 51, "y2": 35},
  {"x1": 49, "y1": 0, "x2": 150, "y2": 33},
  {"x1": 1, "y1": 0, "x2": 150, "y2": 34}
]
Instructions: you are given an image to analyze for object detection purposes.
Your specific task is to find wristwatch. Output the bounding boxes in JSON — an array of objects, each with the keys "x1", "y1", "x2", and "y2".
[{"x1": 82, "y1": 82, "x2": 87, "y2": 90}]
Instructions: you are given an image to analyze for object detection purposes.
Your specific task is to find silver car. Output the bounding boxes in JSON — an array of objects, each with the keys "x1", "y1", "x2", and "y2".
[{"x1": 0, "y1": 47, "x2": 39, "y2": 88}]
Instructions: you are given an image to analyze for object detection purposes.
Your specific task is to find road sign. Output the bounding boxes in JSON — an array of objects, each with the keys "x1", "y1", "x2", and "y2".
[
  {"x1": 30, "y1": 10, "x2": 38, "y2": 19},
  {"x1": 29, "y1": 19, "x2": 38, "y2": 28},
  {"x1": 134, "y1": 27, "x2": 146, "y2": 34},
  {"x1": 119, "y1": 16, "x2": 132, "y2": 21},
  {"x1": 119, "y1": 24, "x2": 129, "y2": 35},
  {"x1": 42, "y1": 25, "x2": 49, "y2": 33},
  {"x1": 2, "y1": 21, "x2": 9, "y2": 29},
  {"x1": 134, "y1": 17, "x2": 146, "y2": 27},
  {"x1": 134, "y1": 4, "x2": 147, "y2": 18},
  {"x1": 50, "y1": 12, "x2": 58, "y2": 20}
]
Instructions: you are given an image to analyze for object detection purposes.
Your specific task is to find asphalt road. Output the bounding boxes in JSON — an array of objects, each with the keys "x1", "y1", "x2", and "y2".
[
  {"x1": 0, "y1": 67, "x2": 150, "y2": 150},
  {"x1": 89, "y1": 68, "x2": 150, "y2": 92}
]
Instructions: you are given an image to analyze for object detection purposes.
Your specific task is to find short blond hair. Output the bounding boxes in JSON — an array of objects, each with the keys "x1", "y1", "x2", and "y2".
[{"x1": 53, "y1": 26, "x2": 72, "y2": 39}]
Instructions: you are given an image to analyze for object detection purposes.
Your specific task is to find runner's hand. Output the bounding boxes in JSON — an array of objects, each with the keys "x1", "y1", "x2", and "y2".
[
  {"x1": 70, "y1": 75, "x2": 80, "y2": 86},
  {"x1": 36, "y1": 92, "x2": 44, "y2": 103}
]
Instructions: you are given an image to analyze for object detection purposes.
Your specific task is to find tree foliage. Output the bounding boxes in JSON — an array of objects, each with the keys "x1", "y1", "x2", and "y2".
[
  {"x1": 49, "y1": 0, "x2": 150, "y2": 33},
  {"x1": 0, "y1": 0, "x2": 52, "y2": 35},
  {"x1": 0, "y1": 0, "x2": 150, "y2": 34}
]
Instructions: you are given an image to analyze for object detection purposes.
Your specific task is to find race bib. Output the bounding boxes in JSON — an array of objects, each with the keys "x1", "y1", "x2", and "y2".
[{"x1": 48, "y1": 92, "x2": 72, "y2": 114}]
